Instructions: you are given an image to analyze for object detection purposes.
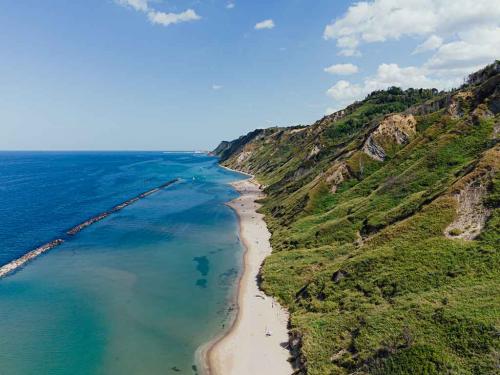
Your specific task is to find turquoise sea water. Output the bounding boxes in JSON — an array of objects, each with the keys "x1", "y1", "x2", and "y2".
[{"x1": 0, "y1": 152, "x2": 245, "y2": 374}]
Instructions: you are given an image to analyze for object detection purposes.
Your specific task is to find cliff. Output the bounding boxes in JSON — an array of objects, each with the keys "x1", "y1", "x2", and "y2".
[{"x1": 214, "y1": 61, "x2": 500, "y2": 374}]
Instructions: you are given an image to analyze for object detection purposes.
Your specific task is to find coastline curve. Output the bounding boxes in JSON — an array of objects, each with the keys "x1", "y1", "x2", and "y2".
[{"x1": 200, "y1": 167, "x2": 292, "y2": 375}]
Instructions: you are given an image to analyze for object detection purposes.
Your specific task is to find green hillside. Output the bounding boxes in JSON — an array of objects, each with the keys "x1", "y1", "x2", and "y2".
[{"x1": 214, "y1": 61, "x2": 500, "y2": 374}]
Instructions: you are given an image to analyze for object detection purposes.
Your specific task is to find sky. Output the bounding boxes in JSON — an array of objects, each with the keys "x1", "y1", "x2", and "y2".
[{"x1": 0, "y1": 0, "x2": 499, "y2": 151}]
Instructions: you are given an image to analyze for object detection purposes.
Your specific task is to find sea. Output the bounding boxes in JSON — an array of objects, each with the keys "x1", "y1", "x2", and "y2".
[{"x1": 0, "y1": 151, "x2": 246, "y2": 375}]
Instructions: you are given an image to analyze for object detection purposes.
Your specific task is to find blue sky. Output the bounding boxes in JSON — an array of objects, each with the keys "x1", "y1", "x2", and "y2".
[{"x1": 1, "y1": 0, "x2": 498, "y2": 150}]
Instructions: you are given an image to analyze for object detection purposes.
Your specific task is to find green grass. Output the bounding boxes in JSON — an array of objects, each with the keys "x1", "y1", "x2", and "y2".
[
  {"x1": 218, "y1": 70, "x2": 500, "y2": 374},
  {"x1": 262, "y1": 195, "x2": 499, "y2": 374}
]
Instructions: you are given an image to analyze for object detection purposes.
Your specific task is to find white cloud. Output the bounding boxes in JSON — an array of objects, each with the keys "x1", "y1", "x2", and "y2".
[
  {"x1": 226, "y1": 2, "x2": 235, "y2": 9},
  {"x1": 364, "y1": 64, "x2": 444, "y2": 91},
  {"x1": 323, "y1": 0, "x2": 500, "y2": 72},
  {"x1": 326, "y1": 80, "x2": 364, "y2": 104},
  {"x1": 413, "y1": 35, "x2": 443, "y2": 54},
  {"x1": 212, "y1": 84, "x2": 223, "y2": 90},
  {"x1": 325, "y1": 63, "x2": 460, "y2": 112},
  {"x1": 255, "y1": 19, "x2": 275, "y2": 30},
  {"x1": 323, "y1": 1, "x2": 435, "y2": 47},
  {"x1": 324, "y1": 63, "x2": 359, "y2": 75},
  {"x1": 323, "y1": 0, "x2": 500, "y2": 47},
  {"x1": 148, "y1": 9, "x2": 201, "y2": 26},
  {"x1": 116, "y1": 0, "x2": 149, "y2": 12},
  {"x1": 426, "y1": 26, "x2": 500, "y2": 71},
  {"x1": 115, "y1": 0, "x2": 201, "y2": 27}
]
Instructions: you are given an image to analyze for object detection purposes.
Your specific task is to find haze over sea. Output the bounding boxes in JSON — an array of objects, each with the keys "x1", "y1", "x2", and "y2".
[{"x1": 0, "y1": 152, "x2": 245, "y2": 374}]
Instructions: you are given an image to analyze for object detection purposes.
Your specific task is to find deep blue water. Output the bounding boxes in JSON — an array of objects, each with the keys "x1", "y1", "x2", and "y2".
[{"x1": 0, "y1": 152, "x2": 245, "y2": 374}]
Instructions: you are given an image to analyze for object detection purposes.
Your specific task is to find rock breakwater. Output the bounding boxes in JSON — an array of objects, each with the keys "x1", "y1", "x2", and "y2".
[
  {"x1": 0, "y1": 239, "x2": 65, "y2": 278},
  {"x1": 0, "y1": 178, "x2": 179, "y2": 279}
]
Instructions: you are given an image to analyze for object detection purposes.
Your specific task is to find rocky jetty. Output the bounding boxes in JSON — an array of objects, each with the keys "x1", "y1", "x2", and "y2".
[
  {"x1": 0, "y1": 239, "x2": 64, "y2": 278},
  {"x1": 67, "y1": 178, "x2": 179, "y2": 236},
  {"x1": 0, "y1": 178, "x2": 180, "y2": 279}
]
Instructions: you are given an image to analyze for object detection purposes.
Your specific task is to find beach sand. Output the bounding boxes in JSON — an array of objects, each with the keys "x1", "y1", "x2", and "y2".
[{"x1": 205, "y1": 178, "x2": 292, "y2": 375}]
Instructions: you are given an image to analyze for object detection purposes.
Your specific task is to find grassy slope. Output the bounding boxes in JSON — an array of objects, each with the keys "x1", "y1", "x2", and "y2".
[{"x1": 217, "y1": 65, "x2": 499, "y2": 374}]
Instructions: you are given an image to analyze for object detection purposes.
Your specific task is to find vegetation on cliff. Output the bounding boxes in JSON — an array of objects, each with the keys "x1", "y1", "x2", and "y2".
[{"x1": 214, "y1": 61, "x2": 500, "y2": 374}]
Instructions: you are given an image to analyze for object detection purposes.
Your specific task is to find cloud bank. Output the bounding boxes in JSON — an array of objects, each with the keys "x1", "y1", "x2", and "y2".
[
  {"x1": 323, "y1": 0, "x2": 500, "y2": 111},
  {"x1": 323, "y1": 0, "x2": 500, "y2": 70}
]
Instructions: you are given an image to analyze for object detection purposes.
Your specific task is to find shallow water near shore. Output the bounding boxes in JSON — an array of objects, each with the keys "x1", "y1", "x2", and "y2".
[{"x1": 0, "y1": 152, "x2": 245, "y2": 374}]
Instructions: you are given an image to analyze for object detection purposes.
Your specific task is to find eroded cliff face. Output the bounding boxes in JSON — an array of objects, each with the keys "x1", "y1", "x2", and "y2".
[
  {"x1": 213, "y1": 128, "x2": 266, "y2": 163},
  {"x1": 362, "y1": 114, "x2": 417, "y2": 161},
  {"x1": 213, "y1": 62, "x2": 500, "y2": 375},
  {"x1": 325, "y1": 161, "x2": 351, "y2": 193},
  {"x1": 445, "y1": 177, "x2": 492, "y2": 240},
  {"x1": 214, "y1": 62, "x2": 499, "y2": 250},
  {"x1": 445, "y1": 145, "x2": 499, "y2": 240}
]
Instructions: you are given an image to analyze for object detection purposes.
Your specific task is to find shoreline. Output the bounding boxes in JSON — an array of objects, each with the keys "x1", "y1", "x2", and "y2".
[{"x1": 200, "y1": 171, "x2": 292, "y2": 375}]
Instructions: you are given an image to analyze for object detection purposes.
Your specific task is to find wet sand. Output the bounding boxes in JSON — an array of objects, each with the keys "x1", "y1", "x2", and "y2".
[{"x1": 205, "y1": 178, "x2": 292, "y2": 375}]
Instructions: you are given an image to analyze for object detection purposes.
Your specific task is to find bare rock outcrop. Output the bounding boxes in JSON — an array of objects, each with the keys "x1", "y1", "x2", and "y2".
[
  {"x1": 408, "y1": 94, "x2": 452, "y2": 116},
  {"x1": 445, "y1": 146, "x2": 499, "y2": 240},
  {"x1": 325, "y1": 162, "x2": 351, "y2": 193},
  {"x1": 445, "y1": 178, "x2": 492, "y2": 240},
  {"x1": 447, "y1": 91, "x2": 473, "y2": 118},
  {"x1": 363, "y1": 136, "x2": 387, "y2": 161},
  {"x1": 308, "y1": 145, "x2": 321, "y2": 159},
  {"x1": 362, "y1": 114, "x2": 417, "y2": 161},
  {"x1": 236, "y1": 150, "x2": 252, "y2": 165}
]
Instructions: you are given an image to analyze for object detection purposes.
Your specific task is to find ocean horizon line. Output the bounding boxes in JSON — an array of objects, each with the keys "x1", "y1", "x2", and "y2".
[{"x1": 0, "y1": 149, "x2": 210, "y2": 153}]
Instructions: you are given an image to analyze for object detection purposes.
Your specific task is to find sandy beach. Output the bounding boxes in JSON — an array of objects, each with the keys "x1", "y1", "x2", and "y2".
[{"x1": 205, "y1": 177, "x2": 292, "y2": 375}]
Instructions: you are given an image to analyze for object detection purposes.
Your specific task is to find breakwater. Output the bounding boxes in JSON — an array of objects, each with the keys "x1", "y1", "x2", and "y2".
[{"x1": 0, "y1": 178, "x2": 179, "y2": 279}]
